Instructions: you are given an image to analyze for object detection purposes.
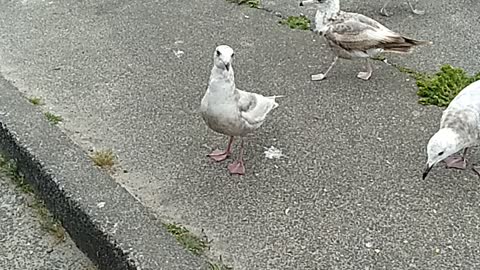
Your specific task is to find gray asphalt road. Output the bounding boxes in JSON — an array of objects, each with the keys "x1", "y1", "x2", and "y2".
[
  {"x1": 0, "y1": 171, "x2": 95, "y2": 270},
  {"x1": 0, "y1": 0, "x2": 479, "y2": 269}
]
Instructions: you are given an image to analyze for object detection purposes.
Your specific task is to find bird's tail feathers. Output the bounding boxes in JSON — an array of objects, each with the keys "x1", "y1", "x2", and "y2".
[
  {"x1": 383, "y1": 37, "x2": 432, "y2": 54},
  {"x1": 403, "y1": 37, "x2": 433, "y2": 46},
  {"x1": 266, "y1": 95, "x2": 284, "y2": 109},
  {"x1": 267, "y1": 95, "x2": 285, "y2": 100}
]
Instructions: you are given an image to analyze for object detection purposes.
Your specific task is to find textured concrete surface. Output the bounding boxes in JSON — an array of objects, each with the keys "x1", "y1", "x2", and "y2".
[
  {"x1": 0, "y1": 78, "x2": 204, "y2": 270},
  {"x1": 0, "y1": 0, "x2": 479, "y2": 269},
  {"x1": 0, "y1": 171, "x2": 95, "y2": 270}
]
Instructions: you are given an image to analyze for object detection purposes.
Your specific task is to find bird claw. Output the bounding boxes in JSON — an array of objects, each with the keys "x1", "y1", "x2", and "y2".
[
  {"x1": 208, "y1": 149, "x2": 230, "y2": 162},
  {"x1": 311, "y1": 73, "x2": 326, "y2": 81},
  {"x1": 411, "y1": 8, "x2": 425, "y2": 15},
  {"x1": 408, "y1": 1, "x2": 425, "y2": 15},
  {"x1": 379, "y1": 8, "x2": 390, "y2": 17},
  {"x1": 228, "y1": 160, "x2": 245, "y2": 175},
  {"x1": 444, "y1": 156, "x2": 467, "y2": 170}
]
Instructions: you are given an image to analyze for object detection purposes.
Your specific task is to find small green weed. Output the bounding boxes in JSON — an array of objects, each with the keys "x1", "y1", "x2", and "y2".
[
  {"x1": 208, "y1": 257, "x2": 233, "y2": 270},
  {"x1": 28, "y1": 97, "x2": 42, "y2": 105},
  {"x1": 91, "y1": 150, "x2": 116, "y2": 168},
  {"x1": 227, "y1": 0, "x2": 260, "y2": 8},
  {"x1": 279, "y1": 16, "x2": 311, "y2": 30},
  {"x1": 371, "y1": 55, "x2": 386, "y2": 62},
  {"x1": 164, "y1": 223, "x2": 208, "y2": 256},
  {"x1": 0, "y1": 155, "x2": 65, "y2": 241},
  {"x1": 30, "y1": 200, "x2": 66, "y2": 242},
  {"x1": 0, "y1": 156, "x2": 33, "y2": 193},
  {"x1": 44, "y1": 112, "x2": 63, "y2": 124}
]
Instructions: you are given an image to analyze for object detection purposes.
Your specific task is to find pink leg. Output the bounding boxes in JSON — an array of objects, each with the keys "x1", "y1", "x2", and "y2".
[
  {"x1": 208, "y1": 136, "x2": 234, "y2": 162},
  {"x1": 228, "y1": 138, "x2": 245, "y2": 175},
  {"x1": 444, "y1": 148, "x2": 468, "y2": 170}
]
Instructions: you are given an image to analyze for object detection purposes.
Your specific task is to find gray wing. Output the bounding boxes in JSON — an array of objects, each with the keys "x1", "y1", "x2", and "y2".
[
  {"x1": 441, "y1": 108, "x2": 480, "y2": 143},
  {"x1": 236, "y1": 89, "x2": 278, "y2": 127},
  {"x1": 325, "y1": 12, "x2": 407, "y2": 52},
  {"x1": 448, "y1": 80, "x2": 480, "y2": 113}
]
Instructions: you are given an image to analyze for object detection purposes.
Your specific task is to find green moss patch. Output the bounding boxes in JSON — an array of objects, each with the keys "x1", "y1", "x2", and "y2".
[
  {"x1": 395, "y1": 64, "x2": 480, "y2": 107},
  {"x1": 279, "y1": 16, "x2": 311, "y2": 30}
]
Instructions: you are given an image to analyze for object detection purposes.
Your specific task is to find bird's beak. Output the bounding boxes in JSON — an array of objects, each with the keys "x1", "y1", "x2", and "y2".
[
  {"x1": 225, "y1": 63, "x2": 230, "y2": 71},
  {"x1": 422, "y1": 163, "x2": 433, "y2": 180}
]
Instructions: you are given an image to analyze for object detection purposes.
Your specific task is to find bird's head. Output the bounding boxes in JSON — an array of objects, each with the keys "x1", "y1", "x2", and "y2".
[
  {"x1": 299, "y1": 0, "x2": 338, "y2": 34},
  {"x1": 213, "y1": 45, "x2": 235, "y2": 72},
  {"x1": 423, "y1": 128, "x2": 463, "y2": 179}
]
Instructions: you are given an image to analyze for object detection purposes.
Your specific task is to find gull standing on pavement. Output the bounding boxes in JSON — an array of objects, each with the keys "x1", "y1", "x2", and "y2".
[
  {"x1": 299, "y1": 0, "x2": 431, "y2": 81},
  {"x1": 200, "y1": 45, "x2": 282, "y2": 175}
]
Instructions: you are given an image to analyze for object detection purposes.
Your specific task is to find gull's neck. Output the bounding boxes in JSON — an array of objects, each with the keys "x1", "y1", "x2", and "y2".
[
  {"x1": 209, "y1": 66, "x2": 235, "y2": 94},
  {"x1": 324, "y1": 0, "x2": 340, "y2": 20},
  {"x1": 440, "y1": 127, "x2": 475, "y2": 151},
  {"x1": 314, "y1": 0, "x2": 340, "y2": 33},
  {"x1": 210, "y1": 66, "x2": 234, "y2": 81}
]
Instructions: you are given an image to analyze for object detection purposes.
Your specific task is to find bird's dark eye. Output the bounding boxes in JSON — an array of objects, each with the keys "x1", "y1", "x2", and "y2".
[
  {"x1": 216, "y1": 50, "x2": 221, "y2": 56},
  {"x1": 438, "y1": 151, "x2": 444, "y2": 156},
  {"x1": 232, "y1": 53, "x2": 235, "y2": 57}
]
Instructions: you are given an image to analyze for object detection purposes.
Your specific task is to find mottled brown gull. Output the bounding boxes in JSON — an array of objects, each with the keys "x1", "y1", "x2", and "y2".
[{"x1": 300, "y1": 0, "x2": 431, "y2": 81}]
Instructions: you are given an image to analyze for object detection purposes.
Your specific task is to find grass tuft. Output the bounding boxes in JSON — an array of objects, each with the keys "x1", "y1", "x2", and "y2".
[
  {"x1": 28, "y1": 97, "x2": 43, "y2": 105},
  {"x1": 0, "y1": 156, "x2": 33, "y2": 193},
  {"x1": 164, "y1": 223, "x2": 208, "y2": 256},
  {"x1": 208, "y1": 257, "x2": 234, "y2": 270},
  {"x1": 30, "y1": 200, "x2": 66, "y2": 242},
  {"x1": 91, "y1": 150, "x2": 116, "y2": 168},
  {"x1": 227, "y1": 0, "x2": 260, "y2": 8},
  {"x1": 44, "y1": 112, "x2": 63, "y2": 124},
  {"x1": 279, "y1": 16, "x2": 311, "y2": 30}
]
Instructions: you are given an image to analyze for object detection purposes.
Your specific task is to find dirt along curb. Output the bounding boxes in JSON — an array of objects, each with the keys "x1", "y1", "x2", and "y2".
[{"x1": 0, "y1": 76, "x2": 205, "y2": 269}]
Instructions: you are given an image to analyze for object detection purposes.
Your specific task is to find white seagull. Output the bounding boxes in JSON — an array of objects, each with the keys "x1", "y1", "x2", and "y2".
[
  {"x1": 200, "y1": 45, "x2": 282, "y2": 175},
  {"x1": 423, "y1": 80, "x2": 480, "y2": 179},
  {"x1": 299, "y1": 0, "x2": 431, "y2": 81}
]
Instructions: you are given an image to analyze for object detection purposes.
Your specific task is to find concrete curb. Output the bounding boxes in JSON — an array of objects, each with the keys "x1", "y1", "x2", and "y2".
[{"x1": 0, "y1": 77, "x2": 205, "y2": 270}]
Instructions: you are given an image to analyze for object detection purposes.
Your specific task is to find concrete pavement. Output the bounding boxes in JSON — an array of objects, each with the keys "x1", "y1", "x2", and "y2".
[
  {"x1": 0, "y1": 166, "x2": 95, "y2": 270},
  {"x1": 0, "y1": 0, "x2": 480, "y2": 269}
]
